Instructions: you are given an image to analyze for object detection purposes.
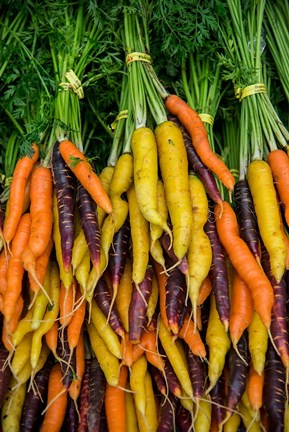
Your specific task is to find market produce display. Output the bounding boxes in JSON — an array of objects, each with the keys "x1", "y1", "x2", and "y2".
[{"x1": 1, "y1": 0, "x2": 289, "y2": 431}]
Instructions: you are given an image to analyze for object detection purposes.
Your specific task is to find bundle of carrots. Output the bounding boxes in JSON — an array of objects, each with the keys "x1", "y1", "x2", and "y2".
[{"x1": 1, "y1": 0, "x2": 289, "y2": 431}]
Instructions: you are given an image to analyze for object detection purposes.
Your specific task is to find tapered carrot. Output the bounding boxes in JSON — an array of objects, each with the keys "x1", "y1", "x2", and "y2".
[
  {"x1": 58, "y1": 139, "x2": 112, "y2": 214},
  {"x1": 59, "y1": 280, "x2": 76, "y2": 328},
  {"x1": 267, "y1": 149, "x2": 289, "y2": 226},
  {"x1": 28, "y1": 166, "x2": 53, "y2": 259},
  {"x1": 67, "y1": 285, "x2": 86, "y2": 351},
  {"x1": 105, "y1": 365, "x2": 128, "y2": 432},
  {"x1": 165, "y1": 94, "x2": 235, "y2": 191},
  {"x1": 3, "y1": 143, "x2": 39, "y2": 245},
  {"x1": 215, "y1": 200, "x2": 274, "y2": 329},
  {"x1": 41, "y1": 363, "x2": 67, "y2": 432},
  {"x1": 178, "y1": 314, "x2": 207, "y2": 358},
  {"x1": 28, "y1": 238, "x2": 54, "y2": 294},
  {"x1": 68, "y1": 328, "x2": 85, "y2": 403}
]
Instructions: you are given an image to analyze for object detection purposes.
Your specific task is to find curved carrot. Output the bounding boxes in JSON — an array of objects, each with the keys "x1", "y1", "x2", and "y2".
[
  {"x1": 267, "y1": 149, "x2": 289, "y2": 226},
  {"x1": 178, "y1": 314, "x2": 207, "y2": 358},
  {"x1": 3, "y1": 143, "x2": 39, "y2": 245},
  {"x1": 58, "y1": 139, "x2": 112, "y2": 214},
  {"x1": 165, "y1": 94, "x2": 235, "y2": 191},
  {"x1": 215, "y1": 201, "x2": 274, "y2": 329}
]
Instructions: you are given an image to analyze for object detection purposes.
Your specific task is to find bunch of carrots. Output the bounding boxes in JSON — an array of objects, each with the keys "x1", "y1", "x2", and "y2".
[{"x1": 1, "y1": 1, "x2": 289, "y2": 432}]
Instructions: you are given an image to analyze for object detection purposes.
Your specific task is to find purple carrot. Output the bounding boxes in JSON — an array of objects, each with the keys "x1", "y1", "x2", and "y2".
[
  {"x1": 93, "y1": 275, "x2": 125, "y2": 338},
  {"x1": 263, "y1": 341, "x2": 286, "y2": 432},
  {"x1": 128, "y1": 265, "x2": 154, "y2": 344},
  {"x1": 157, "y1": 345, "x2": 182, "y2": 397},
  {"x1": 109, "y1": 218, "x2": 130, "y2": 291},
  {"x1": 150, "y1": 364, "x2": 167, "y2": 396},
  {"x1": 76, "y1": 181, "x2": 100, "y2": 269},
  {"x1": 224, "y1": 332, "x2": 249, "y2": 422},
  {"x1": 261, "y1": 243, "x2": 289, "y2": 369},
  {"x1": 176, "y1": 402, "x2": 193, "y2": 432},
  {"x1": 165, "y1": 256, "x2": 188, "y2": 335},
  {"x1": 234, "y1": 179, "x2": 261, "y2": 262},
  {"x1": 168, "y1": 114, "x2": 222, "y2": 205},
  {"x1": 204, "y1": 207, "x2": 230, "y2": 331},
  {"x1": 187, "y1": 346, "x2": 206, "y2": 400},
  {"x1": 20, "y1": 354, "x2": 54, "y2": 431},
  {"x1": 65, "y1": 395, "x2": 78, "y2": 432},
  {"x1": 0, "y1": 342, "x2": 12, "y2": 408},
  {"x1": 77, "y1": 358, "x2": 91, "y2": 432},
  {"x1": 160, "y1": 231, "x2": 189, "y2": 275},
  {"x1": 87, "y1": 357, "x2": 106, "y2": 432},
  {"x1": 157, "y1": 393, "x2": 178, "y2": 432},
  {"x1": 209, "y1": 371, "x2": 226, "y2": 428},
  {"x1": 51, "y1": 140, "x2": 75, "y2": 271}
]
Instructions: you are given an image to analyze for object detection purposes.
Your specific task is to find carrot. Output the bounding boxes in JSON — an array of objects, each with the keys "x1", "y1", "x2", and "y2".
[
  {"x1": 178, "y1": 314, "x2": 206, "y2": 358},
  {"x1": 0, "y1": 248, "x2": 10, "y2": 296},
  {"x1": 165, "y1": 94, "x2": 235, "y2": 191},
  {"x1": 157, "y1": 393, "x2": 178, "y2": 432},
  {"x1": 215, "y1": 200, "x2": 274, "y2": 330},
  {"x1": 3, "y1": 213, "x2": 31, "y2": 322},
  {"x1": 267, "y1": 148, "x2": 289, "y2": 226},
  {"x1": 68, "y1": 328, "x2": 85, "y2": 403},
  {"x1": 229, "y1": 270, "x2": 254, "y2": 347},
  {"x1": 194, "y1": 394, "x2": 212, "y2": 432},
  {"x1": 0, "y1": 341, "x2": 12, "y2": 408},
  {"x1": 105, "y1": 365, "x2": 128, "y2": 432},
  {"x1": 165, "y1": 257, "x2": 187, "y2": 335},
  {"x1": 197, "y1": 275, "x2": 212, "y2": 306},
  {"x1": 51, "y1": 140, "x2": 76, "y2": 272},
  {"x1": 155, "y1": 120, "x2": 193, "y2": 261},
  {"x1": 205, "y1": 294, "x2": 231, "y2": 393},
  {"x1": 28, "y1": 238, "x2": 53, "y2": 296},
  {"x1": 247, "y1": 159, "x2": 287, "y2": 282},
  {"x1": 28, "y1": 166, "x2": 53, "y2": 258},
  {"x1": 248, "y1": 311, "x2": 268, "y2": 376},
  {"x1": 187, "y1": 173, "x2": 212, "y2": 328},
  {"x1": 153, "y1": 260, "x2": 169, "y2": 329},
  {"x1": 87, "y1": 356, "x2": 106, "y2": 431},
  {"x1": 3, "y1": 143, "x2": 39, "y2": 245},
  {"x1": 150, "y1": 179, "x2": 168, "y2": 247},
  {"x1": 131, "y1": 127, "x2": 173, "y2": 242},
  {"x1": 5, "y1": 294, "x2": 24, "y2": 336},
  {"x1": 247, "y1": 364, "x2": 264, "y2": 414},
  {"x1": 1, "y1": 377, "x2": 26, "y2": 432},
  {"x1": 138, "y1": 329, "x2": 165, "y2": 372},
  {"x1": 136, "y1": 370, "x2": 159, "y2": 432},
  {"x1": 67, "y1": 287, "x2": 86, "y2": 351},
  {"x1": 45, "y1": 322, "x2": 59, "y2": 360},
  {"x1": 41, "y1": 363, "x2": 67, "y2": 432},
  {"x1": 77, "y1": 357, "x2": 91, "y2": 432},
  {"x1": 115, "y1": 258, "x2": 133, "y2": 333},
  {"x1": 130, "y1": 354, "x2": 148, "y2": 419},
  {"x1": 97, "y1": 165, "x2": 115, "y2": 228},
  {"x1": 127, "y1": 182, "x2": 150, "y2": 286},
  {"x1": 209, "y1": 372, "x2": 226, "y2": 429},
  {"x1": 58, "y1": 139, "x2": 112, "y2": 214}
]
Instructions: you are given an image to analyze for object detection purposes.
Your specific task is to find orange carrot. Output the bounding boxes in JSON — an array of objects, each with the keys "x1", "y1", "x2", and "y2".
[
  {"x1": 197, "y1": 275, "x2": 212, "y2": 306},
  {"x1": 58, "y1": 139, "x2": 112, "y2": 214},
  {"x1": 105, "y1": 365, "x2": 128, "y2": 432},
  {"x1": 3, "y1": 213, "x2": 31, "y2": 321},
  {"x1": 215, "y1": 201, "x2": 274, "y2": 329},
  {"x1": 28, "y1": 238, "x2": 54, "y2": 293},
  {"x1": 5, "y1": 295, "x2": 24, "y2": 335},
  {"x1": 139, "y1": 329, "x2": 165, "y2": 371},
  {"x1": 267, "y1": 149, "x2": 289, "y2": 226},
  {"x1": 247, "y1": 364, "x2": 264, "y2": 413},
  {"x1": 3, "y1": 143, "x2": 39, "y2": 245},
  {"x1": 41, "y1": 363, "x2": 68, "y2": 432},
  {"x1": 165, "y1": 94, "x2": 235, "y2": 191},
  {"x1": 178, "y1": 314, "x2": 207, "y2": 358},
  {"x1": 229, "y1": 270, "x2": 254, "y2": 347},
  {"x1": 45, "y1": 321, "x2": 59, "y2": 359},
  {"x1": 68, "y1": 328, "x2": 85, "y2": 403},
  {"x1": 67, "y1": 286, "x2": 86, "y2": 351},
  {"x1": 28, "y1": 166, "x2": 53, "y2": 258},
  {"x1": 59, "y1": 280, "x2": 76, "y2": 328},
  {"x1": 153, "y1": 260, "x2": 169, "y2": 329},
  {"x1": 0, "y1": 248, "x2": 9, "y2": 296}
]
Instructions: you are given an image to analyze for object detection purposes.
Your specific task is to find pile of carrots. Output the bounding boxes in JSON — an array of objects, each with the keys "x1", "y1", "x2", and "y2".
[{"x1": 1, "y1": 1, "x2": 289, "y2": 432}]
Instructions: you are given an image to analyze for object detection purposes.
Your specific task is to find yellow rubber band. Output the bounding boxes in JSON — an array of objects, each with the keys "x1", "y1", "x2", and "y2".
[
  {"x1": 126, "y1": 52, "x2": 152, "y2": 65},
  {"x1": 235, "y1": 83, "x2": 266, "y2": 101},
  {"x1": 199, "y1": 113, "x2": 214, "y2": 126},
  {"x1": 59, "y1": 69, "x2": 84, "y2": 99},
  {"x1": 110, "y1": 110, "x2": 128, "y2": 131},
  {"x1": 230, "y1": 168, "x2": 240, "y2": 180}
]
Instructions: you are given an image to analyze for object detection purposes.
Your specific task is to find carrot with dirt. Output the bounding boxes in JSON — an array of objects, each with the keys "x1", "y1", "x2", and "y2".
[
  {"x1": 164, "y1": 94, "x2": 235, "y2": 192},
  {"x1": 215, "y1": 200, "x2": 274, "y2": 330},
  {"x1": 3, "y1": 143, "x2": 39, "y2": 246},
  {"x1": 51, "y1": 140, "x2": 75, "y2": 272},
  {"x1": 247, "y1": 159, "x2": 287, "y2": 282}
]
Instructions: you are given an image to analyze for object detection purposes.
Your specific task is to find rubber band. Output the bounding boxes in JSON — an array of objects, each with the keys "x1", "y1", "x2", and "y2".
[
  {"x1": 230, "y1": 168, "x2": 240, "y2": 180},
  {"x1": 59, "y1": 69, "x2": 84, "y2": 99},
  {"x1": 110, "y1": 110, "x2": 128, "y2": 131},
  {"x1": 126, "y1": 52, "x2": 152, "y2": 65},
  {"x1": 0, "y1": 175, "x2": 12, "y2": 187},
  {"x1": 235, "y1": 83, "x2": 266, "y2": 101},
  {"x1": 199, "y1": 113, "x2": 214, "y2": 126}
]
